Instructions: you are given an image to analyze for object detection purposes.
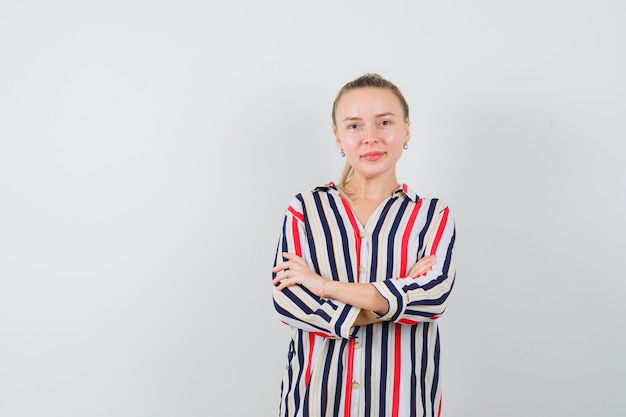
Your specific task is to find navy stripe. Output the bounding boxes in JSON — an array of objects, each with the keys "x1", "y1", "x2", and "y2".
[
  {"x1": 406, "y1": 292, "x2": 451, "y2": 308},
  {"x1": 335, "y1": 304, "x2": 351, "y2": 336},
  {"x1": 274, "y1": 302, "x2": 331, "y2": 333},
  {"x1": 418, "y1": 199, "x2": 438, "y2": 258},
  {"x1": 320, "y1": 341, "x2": 335, "y2": 417},
  {"x1": 441, "y1": 228, "x2": 456, "y2": 279},
  {"x1": 326, "y1": 193, "x2": 355, "y2": 282},
  {"x1": 363, "y1": 325, "x2": 374, "y2": 417},
  {"x1": 279, "y1": 216, "x2": 289, "y2": 264},
  {"x1": 431, "y1": 327, "x2": 441, "y2": 415},
  {"x1": 292, "y1": 330, "x2": 305, "y2": 413},
  {"x1": 313, "y1": 192, "x2": 341, "y2": 281},
  {"x1": 420, "y1": 323, "x2": 429, "y2": 415},
  {"x1": 279, "y1": 338, "x2": 295, "y2": 417},
  {"x1": 402, "y1": 276, "x2": 447, "y2": 293},
  {"x1": 402, "y1": 310, "x2": 440, "y2": 319},
  {"x1": 302, "y1": 200, "x2": 322, "y2": 276},
  {"x1": 410, "y1": 324, "x2": 418, "y2": 417},
  {"x1": 386, "y1": 198, "x2": 410, "y2": 279},
  {"x1": 377, "y1": 279, "x2": 404, "y2": 322},
  {"x1": 333, "y1": 340, "x2": 347, "y2": 417},
  {"x1": 378, "y1": 321, "x2": 390, "y2": 415},
  {"x1": 281, "y1": 288, "x2": 332, "y2": 322},
  {"x1": 370, "y1": 197, "x2": 397, "y2": 281}
]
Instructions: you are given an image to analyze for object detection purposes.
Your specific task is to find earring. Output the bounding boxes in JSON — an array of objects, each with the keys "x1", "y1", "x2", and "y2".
[
  {"x1": 340, "y1": 150, "x2": 345, "y2": 157},
  {"x1": 403, "y1": 143, "x2": 408, "y2": 150}
]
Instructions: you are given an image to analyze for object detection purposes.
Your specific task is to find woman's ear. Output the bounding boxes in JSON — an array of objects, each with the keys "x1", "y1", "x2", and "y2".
[
  {"x1": 334, "y1": 128, "x2": 342, "y2": 150},
  {"x1": 404, "y1": 121, "x2": 411, "y2": 145}
]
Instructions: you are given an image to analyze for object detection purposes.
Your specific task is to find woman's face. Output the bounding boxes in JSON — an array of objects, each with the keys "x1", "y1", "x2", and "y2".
[{"x1": 333, "y1": 87, "x2": 410, "y2": 181}]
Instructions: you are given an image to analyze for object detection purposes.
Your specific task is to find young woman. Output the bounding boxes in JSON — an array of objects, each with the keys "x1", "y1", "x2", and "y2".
[{"x1": 272, "y1": 74, "x2": 456, "y2": 417}]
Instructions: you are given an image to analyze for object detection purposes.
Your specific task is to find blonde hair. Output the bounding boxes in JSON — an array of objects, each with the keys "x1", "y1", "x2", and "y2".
[{"x1": 332, "y1": 73, "x2": 410, "y2": 196}]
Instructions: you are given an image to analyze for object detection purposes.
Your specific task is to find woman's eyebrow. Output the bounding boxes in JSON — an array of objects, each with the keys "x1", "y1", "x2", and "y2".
[{"x1": 342, "y1": 112, "x2": 397, "y2": 123}]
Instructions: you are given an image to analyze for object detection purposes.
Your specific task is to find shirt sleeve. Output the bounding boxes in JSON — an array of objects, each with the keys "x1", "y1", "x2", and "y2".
[
  {"x1": 371, "y1": 202, "x2": 456, "y2": 325},
  {"x1": 271, "y1": 195, "x2": 361, "y2": 339}
]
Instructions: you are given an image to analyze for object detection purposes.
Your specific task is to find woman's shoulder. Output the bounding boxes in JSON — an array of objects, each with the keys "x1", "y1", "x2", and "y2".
[
  {"x1": 283, "y1": 182, "x2": 338, "y2": 210},
  {"x1": 292, "y1": 182, "x2": 338, "y2": 199},
  {"x1": 401, "y1": 183, "x2": 452, "y2": 214}
]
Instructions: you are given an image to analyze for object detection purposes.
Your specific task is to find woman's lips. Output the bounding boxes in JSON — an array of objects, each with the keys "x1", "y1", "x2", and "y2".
[{"x1": 361, "y1": 152, "x2": 385, "y2": 161}]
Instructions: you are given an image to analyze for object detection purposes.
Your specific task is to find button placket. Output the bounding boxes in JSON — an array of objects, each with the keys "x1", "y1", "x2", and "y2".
[{"x1": 358, "y1": 229, "x2": 369, "y2": 280}]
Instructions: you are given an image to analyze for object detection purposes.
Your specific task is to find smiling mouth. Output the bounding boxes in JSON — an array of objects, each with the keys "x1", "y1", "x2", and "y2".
[{"x1": 361, "y1": 152, "x2": 385, "y2": 161}]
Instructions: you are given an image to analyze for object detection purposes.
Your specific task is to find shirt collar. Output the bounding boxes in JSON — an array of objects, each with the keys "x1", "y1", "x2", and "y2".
[{"x1": 394, "y1": 183, "x2": 419, "y2": 202}]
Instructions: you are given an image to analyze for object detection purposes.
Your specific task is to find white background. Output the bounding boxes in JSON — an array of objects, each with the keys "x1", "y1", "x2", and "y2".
[{"x1": 1, "y1": 1, "x2": 625, "y2": 416}]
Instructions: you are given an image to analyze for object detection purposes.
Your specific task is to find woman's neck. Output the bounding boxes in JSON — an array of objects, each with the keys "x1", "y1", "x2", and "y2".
[{"x1": 344, "y1": 174, "x2": 399, "y2": 202}]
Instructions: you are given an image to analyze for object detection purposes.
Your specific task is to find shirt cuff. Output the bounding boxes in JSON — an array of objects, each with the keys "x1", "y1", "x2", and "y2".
[
  {"x1": 329, "y1": 302, "x2": 361, "y2": 339},
  {"x1": 371, "y1": 279, "x2": 406, "y2": 322}
]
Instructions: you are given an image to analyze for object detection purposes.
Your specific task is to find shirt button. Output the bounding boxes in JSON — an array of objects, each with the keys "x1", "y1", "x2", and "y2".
[
  {"x1": 351, "y1": 381, "x2": 360, "y2": 389},
  {"x1": 354, "y1": 342, "x2": 361, "y2": 349},
  {"x1": 358, "y1": 266, "x2": 366, "y2": 274},
  {"x1": 359, "y1": 231, "x2": 366, "y2": 238}
]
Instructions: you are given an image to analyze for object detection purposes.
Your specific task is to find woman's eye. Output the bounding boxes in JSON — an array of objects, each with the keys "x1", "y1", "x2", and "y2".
[
  {"x1": 380, "y1": 120, "x2": 391, "y2": 126},
  {"x1": 348, "y1": 124, "x2": 358, "y2": 129}
]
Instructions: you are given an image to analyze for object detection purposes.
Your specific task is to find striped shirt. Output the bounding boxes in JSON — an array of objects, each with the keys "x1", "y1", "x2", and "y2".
[{"x1": 272, "y1": 183, "x2": 456, "y2": 417}]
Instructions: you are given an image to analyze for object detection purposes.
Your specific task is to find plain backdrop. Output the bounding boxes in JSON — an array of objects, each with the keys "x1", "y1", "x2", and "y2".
[{"x1": 1, "y1": 1, "x2": 625, "y2": 416}]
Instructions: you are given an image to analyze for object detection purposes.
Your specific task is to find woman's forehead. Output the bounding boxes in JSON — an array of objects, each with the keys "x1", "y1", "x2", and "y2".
[{"x1": 336, "y1": 88, "x2": 404, "y2": 116}]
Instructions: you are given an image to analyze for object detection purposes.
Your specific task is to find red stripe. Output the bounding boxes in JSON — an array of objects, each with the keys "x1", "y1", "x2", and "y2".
[
  {"x1": 398, "y1": 318, "x2": 418, "y2": 325},
  {"x1": 291, "y1": 216, "x2": 302, "y2": 257},
  {"x1": 391, "y1": 324, "x2": 402, "y2": 417},
  {"x1": 437, "y1": 393, "x2": 443, "y2": 417},
  {"x1": 343, "y1": 339, "x2": 356, "y2": 417},
  {"x1": 309, "y1": 331, "x2": 332, "y2": 338},
  {"x1": 339, "y1": 195, "x2": 360, "y2": 238},
  {"x1": 339, "y1": 195, "x2": 362, "y2": 283},
  {"x1": 304, "y1": 332, "x2": 315, "y2": 387},
  {"x1": 288, "y1": 205, "x2": 305, "y2": 222},
  {"x1": 400, "y1": 199, "x2": 422, "y2": 276},
  {"x1": 430, "y1": 207, "x2": 449, "y2": 256}
]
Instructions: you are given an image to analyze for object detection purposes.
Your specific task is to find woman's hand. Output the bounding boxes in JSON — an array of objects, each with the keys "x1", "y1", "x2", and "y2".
[
  {"x1": 407, "y1": 255, "x2": 436, "y2": 278},
  {"x1": 272, "y1": 253, "x2": 327, "y2": 297},
  {"x1": 354, "y1": 309, "x2": 381, "y2": 326}
]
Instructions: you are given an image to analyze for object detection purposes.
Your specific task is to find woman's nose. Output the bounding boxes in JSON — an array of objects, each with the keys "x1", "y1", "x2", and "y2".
[{"x1": 363, "y1": 126, "x2": 379, "y2": 143}]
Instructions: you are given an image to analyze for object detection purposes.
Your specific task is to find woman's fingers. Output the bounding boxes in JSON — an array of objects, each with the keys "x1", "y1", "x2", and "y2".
[
  {"x1": 285, "y1": 252, "x2": 312, "y2": 266},
  {"x1": 272, "y1": 261, "x2": 302, "y2": 274},
  {"x1": 272, "y1": 270, "x2": 298, "y2": 287},
  {"x1": 271, "y1": 253, "x2": 325, "y2": 298},
  {"x1": 273, "y1": 277, "x2": 295, "y2": 291},
  {"x1": 272, "y1": 253, "x2": 308, "y2": 274},
  {"x1": 272, "y1": 262, "x2": 289, "y2": 273},
  {"x1": 281, "y1": 252, "x2": 307, "y2": 266},
  {"x1": 272, "y1": 253, "x2": 308, "y2": 291},
  {"x1": 408, "y1": 255, "x2": 436, "y2": 277}
]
